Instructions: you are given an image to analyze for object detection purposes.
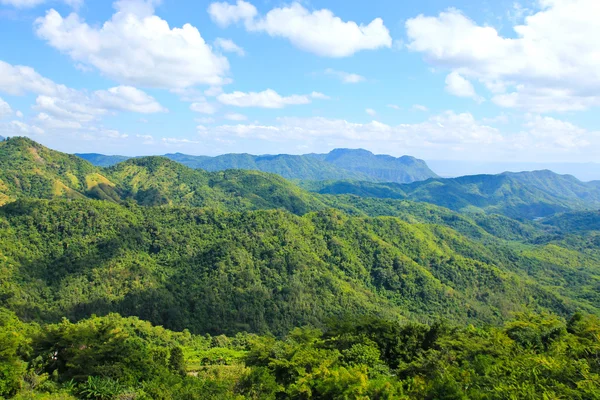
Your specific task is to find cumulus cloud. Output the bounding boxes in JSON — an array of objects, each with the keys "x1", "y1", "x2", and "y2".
[
  {"x1": 0, "y1": 97, "x2": 13, "y2": 119},
  {"x1": 94, "y1": 86, "x2": 167, "y2": 114},
  {"x1": 208, "y1": 1, "x2": 392, "y2": 57},
  {"x1": 324, "y1": 68, "x2": 366, "y2": 84},
  {"x1": 35, "y1": 0, "x2": 230, "y2": 89},
  {"x1": 200, "y1": 112, "x2": 599, "y2": 160},
  {"x1": 310, "y1": 92, "x2": 330, "y2": 100},
  {"x1": 0, "y1": 120, "x2": 44, "y2": 136},
  {"x1": 214, "y1": 38, "x2": 245, "y2": 56},
  {"x1": 405, "y1": 0, "x2": 600, "y2": 112},
  {"x1": 366, "y1": 108, "x2": 377, "y2": 116},
  {"x1": 445, "y1": 71, "x2": 483, "y2": 103},
  {"x1": 190, "y1": 99, "x2": 218, "y2": 114},
  {"x1": 217, "y1": 89, "x2": 312, "y2": 108},
  {"x1": 207, "y1": 0, "x2": 257, "y2": 27}
]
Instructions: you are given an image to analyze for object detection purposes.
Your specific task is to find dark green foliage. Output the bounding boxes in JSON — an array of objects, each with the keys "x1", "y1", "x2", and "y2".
[
  {"x1": 74, "y1": 154, "x2": 130, "y2": 168},
  {"x1": 304, "y1": 170, "x2": 600, "y2": 219},
  {"x1": 78, "y1": 148, "x2": 438, "y2": 183}
]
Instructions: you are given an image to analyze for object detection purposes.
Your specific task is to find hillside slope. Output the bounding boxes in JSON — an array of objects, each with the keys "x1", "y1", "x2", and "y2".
[
  {"x1": 2, "y1": 199, "x2": 596, "y2": 336},
  {"x1": 305, "y1": 170, "x2": 600, "y2": 219},
  {"x1": 77, "y1": 148, "x2": 438, "y2": 183}
]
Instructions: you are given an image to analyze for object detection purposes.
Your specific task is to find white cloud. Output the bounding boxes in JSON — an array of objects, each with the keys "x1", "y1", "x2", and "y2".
[
  {"x1": 198, "y1": 112, "x2": 600, "y2": 160},
  {"x1": 208, "y1": 0, "x2": 257, "y2": 28},
  {"x1": 35, "y1": 112, "x2": 82, "y2": 129},
  {"x1": 387, "y1": 104, "x2": 401, "y2": 110},
  {"x1": 204, "y1": 86, "x2": 224, "y2": 97},
  {"x1": 206, "y1": 112, "x2": 502, "y2": 146},
  {"x1": 515, "y1": 115, "x2": 592, "y2": 150},
  {"x1": 310, "y1": 91, "x2": 330, "y2": 100},
  {"x1": 224, "y1": 112, "x2": 247, "y2": 121},
  {"x1": 15, "y1": 111, "x2": 23, "y2": 118},
  {"x1": 209, "y1": 1, "x2": 392, "y2": 57},
  {"x1": 324, "y1": 68, "x2": 366, "y2": 83},
  {"x1": 190, "y1": 100, "x2": 218, "y2": 114},
  {"x1": 445, "y1": 71, "x2": 484, "y2": 103},
  {"x1": 214, "y1": 38, "x2": 245, "y2": 56},
  {"x1": 366, "y1": 108, "x2": 377, "y2": 116},
  {"x1": 35, "y1": 1, "x2": 230, "y2": 89},
  {"x1": 0, "y1": 61, "x2": 70, "y2": 97},
  {"x1": 412, "y1": 104, "x2": 429, "y2": 112},
  {"x1": 406, "y1": 0, "x2": 600, "y2": 112},
  {"x1": 0, "y1": 120, "x2": 44, "y2": 136},
  {"x1": 94, "y1": 86, "x2": 167, "y2": 114},
  {"x1": 0, "y1": 97, "x2": 13, "y2": 119},
  {"x1": 217, "y1": 89, "x2": 312, "y2": 108}
]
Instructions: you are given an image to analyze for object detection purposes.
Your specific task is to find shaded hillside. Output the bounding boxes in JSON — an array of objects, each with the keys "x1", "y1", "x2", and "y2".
[
  {"x1": 2, "y1": 199, "x2": 595, "y2": 336},
  {"x1": 0, "y1": 137, "x2": 112, "y2": 206},
  {"x1": 77, "y1": 148, "x2": 438, "y2": 183},
  {"x1": 304, "y1": 170, "x2": 600, "y2": 219},
  {"x1": 0, "y1": 138, "x2": 327, "y2": 214},
  {"x1": 309, "y1": 148, "x2": 439, "y2": 183},
  {"x1": 75, "y1": 153, "x2": 130, "y2": 167}
]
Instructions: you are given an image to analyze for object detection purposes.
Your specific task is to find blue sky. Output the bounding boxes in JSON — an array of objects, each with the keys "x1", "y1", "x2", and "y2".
[{"x1": 0, "y1": 0, "x2": 598, "y2": 162}]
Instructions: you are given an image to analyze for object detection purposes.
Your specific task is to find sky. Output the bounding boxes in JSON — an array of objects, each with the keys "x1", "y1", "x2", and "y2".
[{"x1": 0, "y1": 0, "x2": 599, "y2": 163}]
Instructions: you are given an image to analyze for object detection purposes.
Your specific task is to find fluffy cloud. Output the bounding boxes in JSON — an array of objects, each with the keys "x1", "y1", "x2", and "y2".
[
  {"x1": 214, "y1": 38, "x2": 245, "y2": 56},
  {"x1": 209, "y1": 1, "x2": 392, "y2": 57},
  {"x1": 35, "y1": 0, "x2": 230, "y2": 89},
  {"x1": 406, "y1": 0, "x2": 600, "y2": 112},
  {"x1": 202, "y1": 112, "x2": 599, "y2": 159},
  {"x1": 445, "y1": 71, "x2": 483, "y2": 102},
  {"x1": 217, "y1": 89, "x2": 312, "y2": 108},
  {"x1": 0, "y1": 97, "x2": 13, "y2": 119},
  {"x1": 324, "y1": 68, "x2": 366, "y2": 84},
  {"x1": 205, "y1": 112, "x2": 503, "y2": 145},
  {"x1": 412, "y1": 104, "x2": 428, "y2": 112},
  {"x1": 94, "y1": 86, "x2": 167, "y2": 114},
  {"x1": 366, "y1": 108, "x2": 377, "y2": 116},
  {"x1": 207, "y1": 0, "x2": 257, "y2": 27},
  {"x1": 310, "y1": 92, "x2": 330, "y2": 100},
  {"x1": 0, "y1": 120, "x2": 44, "y2": 136},
  {"x1": 0, "y1": 61, "x2": 70, "y2": 97},
  {"x1": 190, "y1": 100, "x2": 218, "y2": 114}
]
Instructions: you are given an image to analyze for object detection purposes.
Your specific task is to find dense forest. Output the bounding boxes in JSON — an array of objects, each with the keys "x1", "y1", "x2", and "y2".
[
  {"x1": 77, "y1": 148, "x2": 438, "y2": 184},
  {"x1": 2, "y1": 137, "x2": 600, "y2": 398}
]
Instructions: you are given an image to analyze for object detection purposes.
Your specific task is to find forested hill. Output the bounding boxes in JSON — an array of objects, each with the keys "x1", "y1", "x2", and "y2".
[
  {"x1": 0, "y1": 137, "x2": 327, "y2": 213},
  {"x1": 77, "y1": 147, "x2": 439, "y2": 183},
  {"x1": 3, "y1": 198, "x2": 600, "y2": 336},
  {"x1": 304, "y1": 170, "x2": 600, "y2": 219}
]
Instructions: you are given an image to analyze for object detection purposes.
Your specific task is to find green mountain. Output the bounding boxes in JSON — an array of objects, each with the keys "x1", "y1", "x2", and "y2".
[
  {"x1": 75, "y1": 153, "x2": 130, "y2": 167},
  {"x1": 77, "y1": 148, "x2": 438, "y2": 183},
  {"x1": 0, "y1": 138, "x2": 327, "y2": 214},
  {"x1": 3, "y1": 138, "x2": 600, "y2": 398},
  {"x1": 175, "y1": 153, "x2": 373, "y2": 181},
  {"x1": 304, "y1": 170, "x2": 600, "y2": 219},
  {"x1": 309, "y1": 148, "x2": 439, "y2": 183},
  {"x1": 3, "y1": 198, "x2": 599, "y2": 337}
]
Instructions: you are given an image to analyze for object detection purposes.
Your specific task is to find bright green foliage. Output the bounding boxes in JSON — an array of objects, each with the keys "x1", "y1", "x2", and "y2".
[
  {"x1": 78, "y1": 148, "x2": 438, "y2": 184},
  {"x1": 4, "y1": 199, "x2": 600, "y2": 336},
  {"x1": 304, "y1": 169, "x2": 600, "y2": 219}
]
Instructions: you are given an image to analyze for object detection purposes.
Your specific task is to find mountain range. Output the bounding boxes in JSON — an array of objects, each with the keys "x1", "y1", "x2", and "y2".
[
  {"x1": 76, "y1": 148, "x2": 439, "y2": 183},
  {"x1": 303, "y1": 171, "x2": 600, "y2": 220},
  {"x1": 3, "y1": 136, "x2": 600, "y2": 398}
]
